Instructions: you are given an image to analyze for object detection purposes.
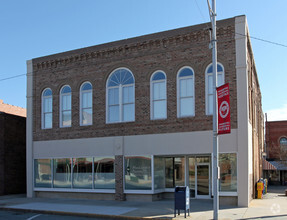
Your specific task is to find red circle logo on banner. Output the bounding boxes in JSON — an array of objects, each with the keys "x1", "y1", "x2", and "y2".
[{"x1": 219, "y1": 101, "x2": 229, "y2": 119}]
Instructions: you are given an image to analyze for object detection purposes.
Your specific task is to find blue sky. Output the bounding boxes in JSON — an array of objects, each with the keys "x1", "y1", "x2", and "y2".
[{"x1": 0, "y1": 0, "x2": 286, "y2": 120}]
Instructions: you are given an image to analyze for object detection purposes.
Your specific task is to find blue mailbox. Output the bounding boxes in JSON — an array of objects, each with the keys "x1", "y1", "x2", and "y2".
[{"x1": 174, "y1": 186, "x2": 190, "y2": 218}]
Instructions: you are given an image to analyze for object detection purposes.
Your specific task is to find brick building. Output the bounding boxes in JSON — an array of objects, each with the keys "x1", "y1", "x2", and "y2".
[
  {"x1": 0, "y1": 100, "x2": 26, "y2": 195},
  {"x1": 27, "y1": 15, "x2": 263, "y2": 206},
  {"x1": 263, "y1": 120, "x2": 287, "y2": 185}
]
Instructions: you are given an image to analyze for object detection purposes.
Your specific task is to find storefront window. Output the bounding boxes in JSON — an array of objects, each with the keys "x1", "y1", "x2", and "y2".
[
  {"x1": 34, "y1": 159, "x2": 52, "y2": 188},
  {"x1": 125, "y1": 156, "x2": 152, "y2": 190},
  {"x1": 268, "y1": 170, "x2": 280, "y2": 182},
  {"x1": 219, "y1": 153, "x2": 237, "y2": 192},
  {"x1": 72, "y1": 158, "x2": 93, "y2": 189},
  {"x1": 165, "y1": 158, "x2": 174, "y2": 188},
  {"x1": 154, "y1": 157, "x2": 165, "y2": 190},
  {"x1": 53, "y1": 158, "x2": 72, "y2": 188},
  {"x1": 94, "y1": 157, "x2": 115, "y2": 189},
  {"x1": 189, "y1": 157, "x2": 195, "y2": 197},
  {"x1": 165, "y1": 157, "x2": 185, "y2": 188}
]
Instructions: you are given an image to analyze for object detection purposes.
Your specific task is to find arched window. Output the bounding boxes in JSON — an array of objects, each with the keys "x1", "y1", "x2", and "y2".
[
  {"x1": 80, "y1": 82, "x2": 92, "y2": 126},
  {"x1": 205, "y1": 63, "x2": 225, "y2": 115},
  {"x1": 280, "y1": 137, "x2": 287, "y2": 146},
  {"x1": 177, "y1": 67, "x2": 195, "y2": 117},
  {"x1": 107, "y1": 68, "x2": 135, "y2": 123},
  {"x1": 150, "y1": 71, "x2": 167, "y2": 119},
  {"x1": 42, "y1": 88, "x2": 52, "y2": 129},
  {"x1": 60, "y1": 85, "x2": 72, "y2": 127}
]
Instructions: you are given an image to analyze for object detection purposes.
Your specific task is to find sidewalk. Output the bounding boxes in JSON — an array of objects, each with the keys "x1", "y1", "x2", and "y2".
[{"x1": 0, "y1": 186, "x2": 286, "y2": 219}]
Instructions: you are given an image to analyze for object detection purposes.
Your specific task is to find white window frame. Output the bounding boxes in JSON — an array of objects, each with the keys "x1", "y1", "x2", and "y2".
[
  {"x1": 177, "y1": 66, "x2": 195, "y2": 118},
  {"x1": 106, "y1": 68, "x2": 135, "y2": 123},
  {"x1": 60, "y1": 85, "x2": 72, "y2": 128},
  {"x1": 150, "y1": 70, "x2": 167, "y2": 120},
  {"x1": 205, "y1": 63, "x2": 225, "y2": 115},
  {"x1": 80, "y1": 82, "x2": 93, "y2": 126},
  {"x1": 41, "y1": 88, "x2": 53, "y2": 129}
]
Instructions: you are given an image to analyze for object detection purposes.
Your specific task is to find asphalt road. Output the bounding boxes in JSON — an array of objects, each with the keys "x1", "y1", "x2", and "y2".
[{"x1": 0, "y1": 210, "x2": 107, "y2": 220}]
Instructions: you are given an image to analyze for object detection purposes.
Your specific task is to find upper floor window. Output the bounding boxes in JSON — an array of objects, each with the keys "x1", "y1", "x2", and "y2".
[
  {"x1": 42, "y1": 88, "x2": 53, "y2": 129},
  {"x1": 280, "y1": 137, "x2": 287, "y2": 146},
  {"x1": 107, "y1": 68, "x2": 135, "y2": 123},
  {"x1": 60, "y1": 85, "x2": 72, "y2": 127},
  {"x1": 205, "y1": 63, "x2": 225, "y2": 115},
  {"x1": 177, "y1": 67, "x2": 195, "y2": 117},
  {"x1": 80, "y1": 82, "x2": 92, "y2": 126},
  {"x1": 150, "y1": 71, "x2": 167, "y2": 120}
]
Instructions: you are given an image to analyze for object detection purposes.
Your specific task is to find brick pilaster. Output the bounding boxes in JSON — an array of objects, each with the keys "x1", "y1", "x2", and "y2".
[{"x1": 115, "y1": 155, "x2": 125, "y2": 201}]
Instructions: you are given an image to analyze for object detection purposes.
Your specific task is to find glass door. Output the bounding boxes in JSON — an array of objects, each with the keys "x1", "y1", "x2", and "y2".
[{"x1": 188, "y1": 156, "x2": 211, "y2": 199}]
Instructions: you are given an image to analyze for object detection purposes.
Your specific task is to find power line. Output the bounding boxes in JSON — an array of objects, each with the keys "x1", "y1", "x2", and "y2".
[
  {"x1": 0, "y1": 74, "x2": 26, "y2": 82},
  {"x1": 236, "y1": 32, "x2": 287, "y2": 48}
]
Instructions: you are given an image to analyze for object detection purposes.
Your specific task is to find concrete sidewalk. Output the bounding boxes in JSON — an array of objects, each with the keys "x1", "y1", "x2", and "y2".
[{"x1": 0, "y1": 186, "x2": 286, "y2": 219}]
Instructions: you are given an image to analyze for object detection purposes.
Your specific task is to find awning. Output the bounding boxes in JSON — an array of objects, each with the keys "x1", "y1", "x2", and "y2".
[
  {"x1": 263, "y1": 159, "x2": 287, "y2": 170},
  {"x1": 263, "y1": 159, "x2": 277, "y2": 170}
]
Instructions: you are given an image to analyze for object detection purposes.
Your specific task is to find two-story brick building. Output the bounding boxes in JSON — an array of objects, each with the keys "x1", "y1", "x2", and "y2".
[
  {"x1": 263, "y1": 119, "x2": 287, "y2": 185},
  {"x1": 26, "y1": 15, "x2": 263, "y2": 206}
]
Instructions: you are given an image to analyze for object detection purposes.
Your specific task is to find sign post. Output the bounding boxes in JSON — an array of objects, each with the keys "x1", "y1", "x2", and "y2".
[{"x1": 208, "y1": 0, "x2": 219, "y2": 219}]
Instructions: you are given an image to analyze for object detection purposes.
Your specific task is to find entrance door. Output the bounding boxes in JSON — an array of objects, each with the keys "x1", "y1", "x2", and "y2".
[
  {"x1": 196, "y1": 163, "x2": 210, "y2": 198},
  {"x1": 188, "y1": 156, "x2": 210, "y2": 199}
]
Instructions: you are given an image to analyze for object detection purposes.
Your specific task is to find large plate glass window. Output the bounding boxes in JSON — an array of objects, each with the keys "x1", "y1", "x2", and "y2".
[
  {"x1": 34, "y1": 159, "x2": 52, "y2": 188},
  {"x1": 125, "y1": 156, "x2": 151, "y2": 190},
  {"x1": 107, "y1": 68, "x2": 135, "y2": 123},
  {"x1": 219, "y1": 153, "x2": 237, "y2": 192},
  {"x1": 72, "y1": 158, "x2": 93, "y2": 189},
  {"x1": 94, "y1": 157, "x2": 115, "y2": 189},
  {"x1": 165, "y1": 157, "x2": 185, "y2": 188},
  {"x1": 42, "y1": 88, "x2": 53, "y2": 129},
  {"x1": 154, "y1": 157, "x2": 165, "y2": 190},
  {"x1": 53, "y1": 158, "x2": 72, "y2": 188}
]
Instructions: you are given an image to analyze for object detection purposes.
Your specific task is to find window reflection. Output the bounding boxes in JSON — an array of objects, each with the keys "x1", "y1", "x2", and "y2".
[
  {"x1": 53, "y1": 158, "x2": 72, "y2": 188},
  {"x1": 35, "y1": 159, "x2": 52, "y2": 187},
  {"x1": 154, "y1": 157, "x2": 165, "y2": 190},
  {"x1": 125, "y1": 156, "x2": 152, "y2": 190},
  {"x1": 165, "y1": 157, "x2": 185, "y2": 188},
  {"x1": 219, "y1": 153, "x2": 237, "y2": 192},
  {"x1": 94, "y1": 157, "x2": 115, "y2": 189},
  {"x1": 73, "y1": 158, "x2": 93, "y2": 189}
]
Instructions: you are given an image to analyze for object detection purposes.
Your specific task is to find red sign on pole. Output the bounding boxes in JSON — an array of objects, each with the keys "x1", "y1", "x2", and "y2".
[{"x1": 217, "y1": 83, "x2": 231, "y2": 135}]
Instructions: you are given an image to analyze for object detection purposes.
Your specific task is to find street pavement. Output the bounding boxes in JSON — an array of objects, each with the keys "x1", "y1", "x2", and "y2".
[{"x1": 0, "y1": 186, "x2": 286, "y2": 219}]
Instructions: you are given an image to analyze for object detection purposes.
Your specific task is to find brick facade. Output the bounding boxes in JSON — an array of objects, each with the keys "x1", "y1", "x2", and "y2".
[
  {"x1": 246, "y1": 38, "x2": 264, "y2": 198},
  {"x1": 28, "y1": 16, "x2": 264, "y2": 206},
  {"x1": 0, "y1": 112, "x2": 26, "y2": 195},
  {"x1": 266, "y1": 121, "x2": 287, "y2": 160},
  {"x1": 32, "y1": 18, "x2": 237, "y2": 142}
]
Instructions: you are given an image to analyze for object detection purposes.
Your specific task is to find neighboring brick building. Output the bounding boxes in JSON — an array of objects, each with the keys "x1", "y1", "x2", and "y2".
[
  {"x1": 0, "y1": 100, "x2": 26, "y2": 195},
  {"x1": 263, "y1": 120, "x2": 287, "y2": 185},
  {"x1": 27, "y1": 15, "x2": 263, "y2": 206}
]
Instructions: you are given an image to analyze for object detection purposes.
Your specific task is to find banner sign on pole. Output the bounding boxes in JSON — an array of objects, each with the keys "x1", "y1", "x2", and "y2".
[{"x1": 217, "y1": 83, "x2": 231, "y2": 135}]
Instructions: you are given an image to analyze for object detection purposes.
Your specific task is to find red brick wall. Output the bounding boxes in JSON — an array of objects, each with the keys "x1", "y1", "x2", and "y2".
[
  {"x1": 0, "y1": 113, "x2": 26, "y2": 195},
  {"x1": 266, "y1": 121, "x2": 287, "y2": 160},
  {"x1": 32, "y1": 17, "x2": 238, "y2": 141}
]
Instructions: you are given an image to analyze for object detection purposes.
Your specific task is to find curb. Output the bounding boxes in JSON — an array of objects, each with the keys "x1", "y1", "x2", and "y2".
[{"x1": 0, "y1": 207, "x2": 175, "y2": 220}]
